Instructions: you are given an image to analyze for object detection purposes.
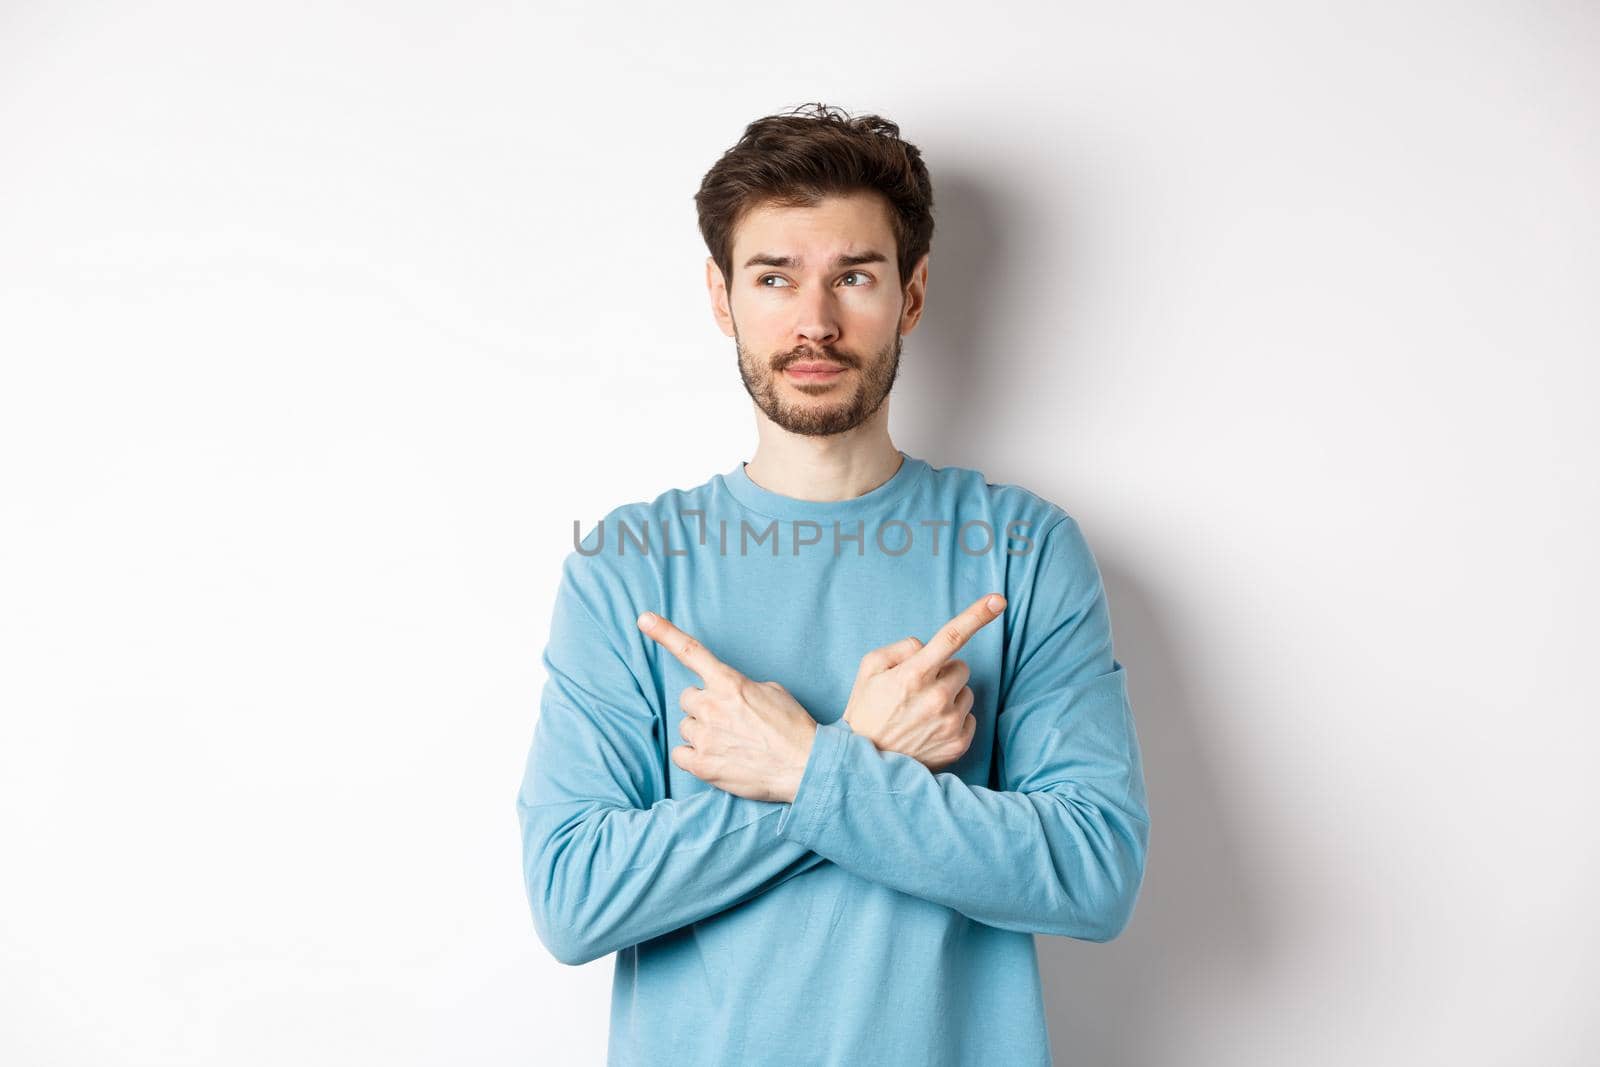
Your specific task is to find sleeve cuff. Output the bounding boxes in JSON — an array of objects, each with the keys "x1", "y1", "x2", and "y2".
[{"x1": 775, "y1": 719, "x2": 852, "y2": 843}]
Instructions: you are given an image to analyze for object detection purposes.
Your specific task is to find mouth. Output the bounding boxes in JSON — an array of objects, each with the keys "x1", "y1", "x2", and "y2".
[{"x1": 784, "y1": 362, "x2": 849, "y2": 383}]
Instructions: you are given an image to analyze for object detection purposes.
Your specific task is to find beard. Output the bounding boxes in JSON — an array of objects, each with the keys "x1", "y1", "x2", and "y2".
[{"x1": 734, "y1": 322, "x2": 903, "y2": 438}]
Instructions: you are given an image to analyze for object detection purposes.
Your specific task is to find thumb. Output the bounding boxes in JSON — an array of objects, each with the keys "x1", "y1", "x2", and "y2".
[
  {"x1": 884, "y1": 634, "x2": 924, "y2": 665},
  {"x1": 858, "y1": 634, "x2": 923, "y2": 679}
]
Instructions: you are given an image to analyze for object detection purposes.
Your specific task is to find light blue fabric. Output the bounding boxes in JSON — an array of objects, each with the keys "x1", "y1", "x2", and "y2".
[{"x1": 516, "y1": 450, "x2": 1150, "y2": 1066}]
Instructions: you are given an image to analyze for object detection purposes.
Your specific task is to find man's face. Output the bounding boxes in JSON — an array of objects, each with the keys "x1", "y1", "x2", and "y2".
[{"x1": 710, "y1": 191, "x2": 921, "y2": 438}]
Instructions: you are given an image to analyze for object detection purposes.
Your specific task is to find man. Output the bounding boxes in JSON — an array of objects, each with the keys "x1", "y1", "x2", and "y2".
[{"x1": 516, "y1": 103, "x2": 1150, "y2": 1066}]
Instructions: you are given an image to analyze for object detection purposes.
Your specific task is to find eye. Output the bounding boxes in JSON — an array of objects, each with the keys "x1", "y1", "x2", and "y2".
[{"x1": 756, "y1": 271, "x2": 872, "y2": 289}]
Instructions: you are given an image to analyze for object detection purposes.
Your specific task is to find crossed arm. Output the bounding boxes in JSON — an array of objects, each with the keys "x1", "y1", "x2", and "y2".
[{"x1": 515, "y1": 516, "x2": 1150, "y2": 966}]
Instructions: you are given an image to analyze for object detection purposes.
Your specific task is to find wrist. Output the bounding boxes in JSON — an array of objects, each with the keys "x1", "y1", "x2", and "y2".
[{"x1": 782, "y1": 719, "x2": 820, "y2": 803}]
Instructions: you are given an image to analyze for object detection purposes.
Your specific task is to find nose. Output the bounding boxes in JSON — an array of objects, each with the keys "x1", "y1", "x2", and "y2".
[{"x1": 793, "y1": 284, "x2": 841, "y2": 347}]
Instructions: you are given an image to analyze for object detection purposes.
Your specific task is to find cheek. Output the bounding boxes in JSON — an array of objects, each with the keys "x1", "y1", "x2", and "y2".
[
  {"x1": 846, "y1": 288, "x2": 903, "y2": 319},
  {"x1": 734, "y1": 299, "x2": 787, "y2": 334},
  {"x1": 738, "y1": 290, "x2": 901, "y2": 335}
]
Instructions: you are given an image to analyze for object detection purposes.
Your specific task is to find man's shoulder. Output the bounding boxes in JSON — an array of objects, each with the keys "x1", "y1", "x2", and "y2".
[
  {"x1": 561, "y1": 468, "x2": 724, "y2": 586},
  {"x1": 919, "y1": 455, "x2": 1075, "y2": 543}
]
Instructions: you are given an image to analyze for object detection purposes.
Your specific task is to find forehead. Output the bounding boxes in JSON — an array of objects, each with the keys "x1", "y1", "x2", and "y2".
[{"x1": 731, "y1": 191, "x2": 896, "y2": 266}]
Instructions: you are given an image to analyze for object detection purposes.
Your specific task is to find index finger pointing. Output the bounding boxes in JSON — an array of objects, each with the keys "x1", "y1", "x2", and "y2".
[
  {"x1": 638, "y1": 611, "x2": 731, "y2": 683},
  {"x1": 905, "y1": 594, "x2": 1006, "y2": 674}
]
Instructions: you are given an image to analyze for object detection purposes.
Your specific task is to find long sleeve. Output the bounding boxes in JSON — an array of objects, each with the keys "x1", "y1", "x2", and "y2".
[
  {"x1": 772, "y1": 515, "x2": 1151, "y2": 942},
  {"x1": 515, "y1": 552, "x2": 829, "y2": 967}
]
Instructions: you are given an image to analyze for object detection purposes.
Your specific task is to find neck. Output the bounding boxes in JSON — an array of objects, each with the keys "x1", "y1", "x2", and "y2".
[{"x1": 742, "y1": 417, "x2": 903, "y2": 504}]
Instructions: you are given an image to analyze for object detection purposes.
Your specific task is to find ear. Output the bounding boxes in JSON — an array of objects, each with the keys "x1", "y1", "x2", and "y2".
[
  {"x1": 899, "y1": 251, "x2": 930, "y2": 334},
  {"x1": 706, "y1": 257, "x2": 735, "y2": 337}
]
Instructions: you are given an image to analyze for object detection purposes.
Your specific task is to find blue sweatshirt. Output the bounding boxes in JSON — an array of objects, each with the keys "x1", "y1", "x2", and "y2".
[{"x1": 515, "y1": 450, "x2": 1150, "y2": 1066}]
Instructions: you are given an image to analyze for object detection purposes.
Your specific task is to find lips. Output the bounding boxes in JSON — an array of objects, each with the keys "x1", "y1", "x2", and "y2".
[{"x1": 788, "y1": 362, "x2": 847, "y2": 372}]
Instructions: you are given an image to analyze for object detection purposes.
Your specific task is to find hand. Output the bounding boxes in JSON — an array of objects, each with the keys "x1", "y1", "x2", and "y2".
[
  {"x1": 842, "y1": 593, "x2": 1007, "y2": 772},
  {"x1": 637, "y1": 610, "x2": 818, "y2": 804}
]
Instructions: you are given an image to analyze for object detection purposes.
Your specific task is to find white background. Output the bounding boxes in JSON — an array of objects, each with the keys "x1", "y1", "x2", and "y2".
[{"x1": 3, "y1": 2, "x2": 1596, "y2": 1064}]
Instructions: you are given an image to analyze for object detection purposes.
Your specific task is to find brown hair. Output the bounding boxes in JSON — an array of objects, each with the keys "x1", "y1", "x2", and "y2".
[{"x1": 694, "y1": 102, "x2": 935, "y2": 293}]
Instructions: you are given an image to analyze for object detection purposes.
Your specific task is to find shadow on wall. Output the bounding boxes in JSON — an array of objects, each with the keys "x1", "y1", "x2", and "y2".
[
  {"x1": 897, "y1": 165, "x2": 1271, "y2": 1065},
  {"x1": 1037, "y1": 558, "x2": 1268, "y2": 1066}
]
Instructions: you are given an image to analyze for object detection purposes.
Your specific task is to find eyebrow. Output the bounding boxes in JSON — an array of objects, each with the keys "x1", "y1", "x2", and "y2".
[{"x1": 741, "y1": 250, "x2": 890, "y2": 271}]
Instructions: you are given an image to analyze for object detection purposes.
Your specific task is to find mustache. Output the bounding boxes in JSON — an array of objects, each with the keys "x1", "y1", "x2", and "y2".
[{"x1": 776, "y1": 348, "x2": 856, "y2": 369}]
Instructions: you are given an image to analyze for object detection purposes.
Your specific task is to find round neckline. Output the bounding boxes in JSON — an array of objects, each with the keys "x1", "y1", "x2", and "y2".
[{"x1": 717, "y1": 449, "x2": 929, "y2": 522}]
